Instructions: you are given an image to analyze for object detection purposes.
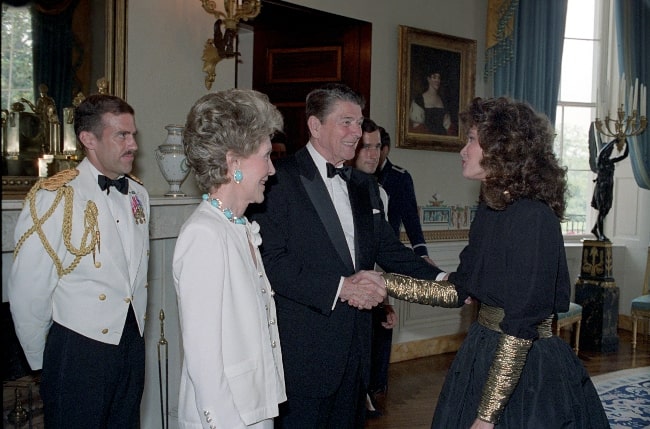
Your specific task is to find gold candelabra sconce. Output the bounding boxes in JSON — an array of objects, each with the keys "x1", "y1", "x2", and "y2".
[
  {"x1": 200, "y1": 0, "x2": 261, "y2": 90},
  {"x1": 595, "y1": 76, "x2": 647, "y2": 151}
]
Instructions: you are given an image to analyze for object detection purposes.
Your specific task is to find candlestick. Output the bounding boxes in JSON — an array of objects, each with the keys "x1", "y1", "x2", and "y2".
[
  {"x1": 49, "y1": 121, "x2": 61, "y2": 155},
  {"x1": 6, "y1": 112, "x2": 20, "y2": 154}
]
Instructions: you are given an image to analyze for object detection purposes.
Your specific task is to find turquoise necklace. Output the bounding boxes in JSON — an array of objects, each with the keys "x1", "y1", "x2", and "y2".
[{"x1": 202, "y1": 194, "x2": 246, "y2": 225}]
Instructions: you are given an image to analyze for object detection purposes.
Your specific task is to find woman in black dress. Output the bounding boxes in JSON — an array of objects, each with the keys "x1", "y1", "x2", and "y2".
[{"x1": 380, "y1": 97, "x2": 609, "y2": 428}]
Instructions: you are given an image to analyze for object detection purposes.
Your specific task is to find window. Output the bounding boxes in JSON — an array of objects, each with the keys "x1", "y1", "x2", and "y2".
[
  {"x1": 554, "y1": 0, "x2": 613, "y2": 236},
  {"x1": 1, "y1": 5, "x2": 34, "y2": 111}
]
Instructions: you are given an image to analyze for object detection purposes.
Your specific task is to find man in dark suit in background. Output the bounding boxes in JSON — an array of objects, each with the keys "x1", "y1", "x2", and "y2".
[
  {"x1": 376, "y1": 127, "x2": 435, "y2": 265},
  {"x1": 250, "y1": 84, "x2": 445, "y2": 428}
]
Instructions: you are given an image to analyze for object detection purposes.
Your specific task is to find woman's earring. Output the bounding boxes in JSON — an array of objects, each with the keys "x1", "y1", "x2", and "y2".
[{"x1": 233, "y1": 169, "x2": 243, "y2": 184}]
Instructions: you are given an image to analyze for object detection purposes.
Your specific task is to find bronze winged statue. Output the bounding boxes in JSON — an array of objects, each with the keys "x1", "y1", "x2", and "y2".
[{"x1": 588, "y1": 122, "x2": 629, "y2": 241}]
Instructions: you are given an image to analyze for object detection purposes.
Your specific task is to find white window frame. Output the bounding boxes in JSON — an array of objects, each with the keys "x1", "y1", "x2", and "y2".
[{"x1": 557, "y1": 0, "x2": 617, "y2": 242}]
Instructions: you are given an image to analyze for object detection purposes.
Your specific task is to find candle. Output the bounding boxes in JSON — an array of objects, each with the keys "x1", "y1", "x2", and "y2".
[
  {"x1": 627, "y1": 85, "x2": 633, "y2": 112},
  {"x1": 633, "y1": 78, "x2": 639, "y2": 112},
  {"x1": 642, "y1": 85, "x2": 647, "y2": 117},
  {"x1": 607, "y1": 79, "x2": 616, "y2": 116},
  {"x1": 49, "y1": 121, "x2": 61, "y2": 155},
  {"x1": 619, "y1": 74, "x2": 626, "y2": 110},
  {"x1": 62, "y1": 107, "x2": 77, "y2": 153},
  {"x1": 38, "y1": 154, "x2": 54, "y2": 178}
]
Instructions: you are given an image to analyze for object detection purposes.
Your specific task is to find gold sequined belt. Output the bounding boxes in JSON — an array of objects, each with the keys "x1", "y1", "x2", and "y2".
[{"x1": 478, "y1": 304, "x2": 553, "y2": 339}]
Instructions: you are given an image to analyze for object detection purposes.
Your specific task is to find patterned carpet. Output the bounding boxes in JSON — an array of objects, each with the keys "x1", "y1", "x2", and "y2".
[{"x1": 593, "y1": 366, "x2": 650, "y2": 429}]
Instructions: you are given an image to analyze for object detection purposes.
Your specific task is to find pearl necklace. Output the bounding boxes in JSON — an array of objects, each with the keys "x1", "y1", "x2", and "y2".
[{"x1": 202, "y1": 194, "x2": 246, "y2": 225}]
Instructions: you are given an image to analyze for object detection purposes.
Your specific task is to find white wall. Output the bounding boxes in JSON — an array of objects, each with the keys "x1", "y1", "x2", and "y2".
[
  {"x1": 609, "y1": 157, "x2": 650, "y2": 313},
  {"x1": 126, "y1": 0, "x2": 485, "y2": 204}
]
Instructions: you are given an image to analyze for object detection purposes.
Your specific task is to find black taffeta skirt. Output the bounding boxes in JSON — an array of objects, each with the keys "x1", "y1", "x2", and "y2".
[{"x1": 431, "y1": 322, "x2": 610, "y2": 429}]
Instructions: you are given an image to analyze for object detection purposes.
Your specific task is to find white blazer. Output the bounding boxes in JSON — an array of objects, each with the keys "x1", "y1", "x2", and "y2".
[
  {"x1": 9, "y1": 158, "x2": 150, "y2": 369},
  {"x1": 173, "y1": 201, "x2": 286, "y2": 429}
]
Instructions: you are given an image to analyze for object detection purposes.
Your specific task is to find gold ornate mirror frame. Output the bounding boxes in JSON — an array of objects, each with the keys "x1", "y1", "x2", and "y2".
[
  {"x1": 2, "y1": 0, "x2": 127, "y2": 199},
  {"x1": 106, "y1": 0, "x2": 128, "y2": 101}
]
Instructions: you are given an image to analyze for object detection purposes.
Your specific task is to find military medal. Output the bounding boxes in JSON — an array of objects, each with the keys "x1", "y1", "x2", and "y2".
[{"x1": 131, "y1": 193, "x2": 146, "y2": 224}]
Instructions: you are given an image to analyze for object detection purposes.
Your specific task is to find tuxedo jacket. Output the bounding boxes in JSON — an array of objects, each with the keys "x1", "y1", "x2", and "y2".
[
  {"x1": 9, "y1": 158, "x2": 150, "y2": 370},
  {"x1": 249, "y1": 147, "x2": 441, "y2": 398}
]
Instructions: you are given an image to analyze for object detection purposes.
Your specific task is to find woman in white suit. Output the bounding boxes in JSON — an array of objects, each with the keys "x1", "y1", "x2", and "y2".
[{"x1": 173, "y1": 89, "x2": 286, "y2": 429}]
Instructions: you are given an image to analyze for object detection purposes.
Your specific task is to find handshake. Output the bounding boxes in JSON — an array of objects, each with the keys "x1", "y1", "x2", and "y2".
[
  {"x1": 339, "y1": 270, "x2": 387, "y2": 310},
  {"x1": 340, "y1": 270, "x2": 469, "y2": 310}
]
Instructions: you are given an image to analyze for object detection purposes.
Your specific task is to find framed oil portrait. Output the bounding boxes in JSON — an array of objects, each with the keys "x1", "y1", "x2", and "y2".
[{"x1": 396, "y1": 26, "x2": 476, "y2": 152}]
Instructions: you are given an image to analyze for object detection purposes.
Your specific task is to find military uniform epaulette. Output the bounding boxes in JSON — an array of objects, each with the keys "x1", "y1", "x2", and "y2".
[
  {"x1": 17, "y1": 167, "x2": 99, "y2": 277},
  {"x1": 126, "y1": 174, "x2": 144, "y2": 185},
  {"x1": 391, "y1": 164, "x2": 407, "y2": 174},
  {"x1": 38, "y1": 168, "x2": 79, "y2": 191}
]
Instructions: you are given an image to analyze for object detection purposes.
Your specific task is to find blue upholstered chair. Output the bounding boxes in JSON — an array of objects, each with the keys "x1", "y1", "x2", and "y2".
[
  {"x1": 631, "y1": 247, "x2": 650, "y2": 350},
  {"x1": 556, "y1": 302, "x2": 582, "y2": 354}
]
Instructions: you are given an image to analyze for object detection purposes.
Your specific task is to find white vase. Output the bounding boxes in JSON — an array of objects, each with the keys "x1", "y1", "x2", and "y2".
[{"x1": 155, "y1": 124, "x2": 189, "y2": 197}]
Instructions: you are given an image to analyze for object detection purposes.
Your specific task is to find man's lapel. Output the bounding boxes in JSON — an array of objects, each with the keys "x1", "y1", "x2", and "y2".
[
  {"x1": 348, "y1": 172, "x2": 375, "y2": 270},
  {"x1": 296, "y1": 149, "x2": 355, "y2": 272}
]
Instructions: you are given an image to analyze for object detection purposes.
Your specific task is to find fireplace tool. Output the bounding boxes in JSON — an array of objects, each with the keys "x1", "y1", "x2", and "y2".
[
  {"x1": 7, "y1": 387, "x2": 29, "y2": 427},
  {"x1": 157, "y1": 309, "x2": 169, "y2": 429}
]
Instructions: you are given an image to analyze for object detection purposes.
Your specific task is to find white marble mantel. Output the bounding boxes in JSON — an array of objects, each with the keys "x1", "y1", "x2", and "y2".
[{"x1": 2, "y1": 196, "x2": 201, "y2": 250}]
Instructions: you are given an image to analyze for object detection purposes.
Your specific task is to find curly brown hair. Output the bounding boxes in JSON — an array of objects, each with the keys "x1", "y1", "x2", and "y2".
[{"x1": 459, "y1": 97, "x2": 567, "y2": 219}]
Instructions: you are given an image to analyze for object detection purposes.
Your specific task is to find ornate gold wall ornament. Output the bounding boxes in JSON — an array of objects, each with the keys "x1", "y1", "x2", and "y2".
[{"x1": 199, "y1": 0, "x2": 261, "y2": 89}]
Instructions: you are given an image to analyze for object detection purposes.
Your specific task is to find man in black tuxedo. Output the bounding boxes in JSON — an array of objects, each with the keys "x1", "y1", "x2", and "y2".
[{"x1": 250, "y1": 84, "x2": 445, "y2": 428}]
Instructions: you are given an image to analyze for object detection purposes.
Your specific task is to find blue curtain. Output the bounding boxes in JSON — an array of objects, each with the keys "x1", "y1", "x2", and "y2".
[
  {"x1": 616, "y1": 0, "x2": 650, "y2": 189},
  {"x1": 488, "y1": 0, "x2": 568, "y2": 125},
  {"x1": 32, "y1": 0, "x2": 79, "y2": 121}
]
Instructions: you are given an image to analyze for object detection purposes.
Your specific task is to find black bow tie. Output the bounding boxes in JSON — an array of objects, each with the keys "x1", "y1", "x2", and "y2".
[
  {"x1": 326, "y1": 163, "x2": 352, "y2": 182},
  {"x1": 98, "y1": 175, "x2": 129, "y2": 195}
]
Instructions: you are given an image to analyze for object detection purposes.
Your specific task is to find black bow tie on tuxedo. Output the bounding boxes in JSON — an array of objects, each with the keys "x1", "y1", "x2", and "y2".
[
  {"x1": 326, "y1": 163, "x2": 352, "y2": 182},
  {"x1": 98, "y1": 175, "x2": 129, "y2": 195}
]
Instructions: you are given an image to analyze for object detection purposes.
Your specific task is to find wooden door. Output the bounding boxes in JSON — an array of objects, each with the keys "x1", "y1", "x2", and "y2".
[{"x1": 250, "y1": 0, "x2": 371, "y2": 154}]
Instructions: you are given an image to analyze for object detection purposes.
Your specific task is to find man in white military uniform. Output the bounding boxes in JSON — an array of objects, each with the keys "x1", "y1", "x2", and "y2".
[{"x1": 8, "y1": 94, "x2": 150, "y2": 429}]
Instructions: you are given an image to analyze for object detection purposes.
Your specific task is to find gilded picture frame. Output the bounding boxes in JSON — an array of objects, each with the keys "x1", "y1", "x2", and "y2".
[{"x1": 396, "y1": 25, "x2": 476, "y2": 152}]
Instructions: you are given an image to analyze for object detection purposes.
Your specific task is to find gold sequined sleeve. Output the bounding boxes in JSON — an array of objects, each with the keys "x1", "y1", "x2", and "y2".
[
  {"x1": 476, "y1": 333, "x2": 532, "y2": 424},
  {"x1": 381, "y1": 273, "x2": 459, "y2": 308}
]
